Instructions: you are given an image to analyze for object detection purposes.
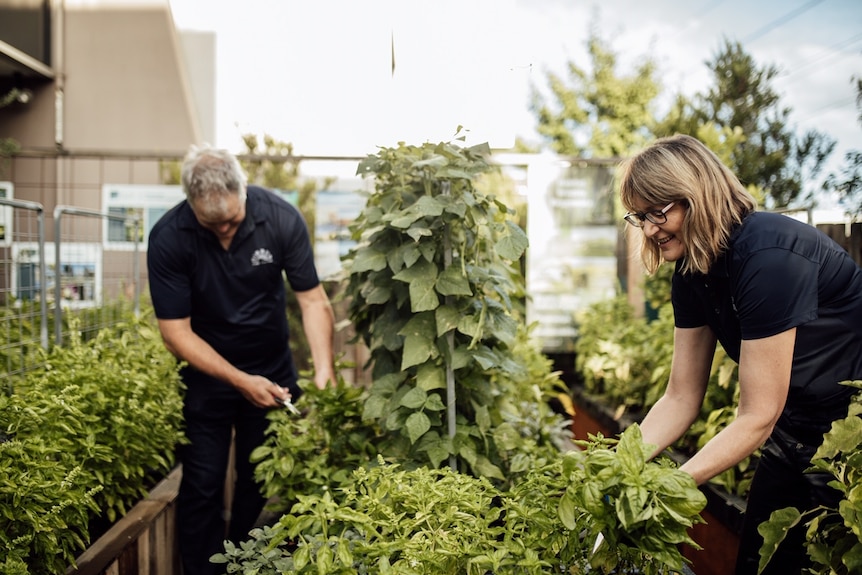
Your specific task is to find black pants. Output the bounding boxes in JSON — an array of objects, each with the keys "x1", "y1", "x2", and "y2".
[
  {"x1": 177, "y1": 380, "x2": 271, "y2": 575},
  {"x1": 735, "y1": 426, "x2": 840, "y2": 575}
]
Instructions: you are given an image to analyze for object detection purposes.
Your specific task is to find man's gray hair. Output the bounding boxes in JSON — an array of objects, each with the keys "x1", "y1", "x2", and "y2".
[{"x1": 181, "y1": 144, "x2": 248, "y2": 204}]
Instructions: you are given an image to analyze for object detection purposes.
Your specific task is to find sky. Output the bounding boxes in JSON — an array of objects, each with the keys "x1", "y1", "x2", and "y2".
[{"x1": 167, "y1": 0, "x2": 862, "y2": 180}]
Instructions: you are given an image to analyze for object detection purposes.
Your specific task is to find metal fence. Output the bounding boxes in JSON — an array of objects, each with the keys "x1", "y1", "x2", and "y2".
[
  {"x1": 52, "y1": 205, "x2": 141, "y2": 345},
  {"x1": 0, "y1": 198, "x2": 48, "y2": 381},
  {"x1": 0, "y1": 197, "x2": 140, "y2": 382}
]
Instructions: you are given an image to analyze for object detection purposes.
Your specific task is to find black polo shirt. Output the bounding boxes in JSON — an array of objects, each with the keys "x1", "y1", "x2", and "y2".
[
  {"x1": 147, "y1": 185, "x2": 320, "y2": 387},
  {"x1": 672, "y1": 211, "x2": 862, "y2": 432}
]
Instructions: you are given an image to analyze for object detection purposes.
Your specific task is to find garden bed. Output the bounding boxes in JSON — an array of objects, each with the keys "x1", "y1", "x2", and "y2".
[{"x1": 68, "y1": 466, "x2": 182, "y2": 575}]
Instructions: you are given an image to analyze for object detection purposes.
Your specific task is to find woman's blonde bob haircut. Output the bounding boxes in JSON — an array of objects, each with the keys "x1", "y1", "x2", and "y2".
[{"x1": 618, "y1": 134, "x2": 757, "y2": 275}]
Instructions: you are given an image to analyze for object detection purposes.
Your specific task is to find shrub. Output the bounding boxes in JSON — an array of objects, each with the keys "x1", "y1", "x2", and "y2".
[
  {"x1": 218, "y1": 426, "x2": 705, "y2": 575},
  {"x1": 0, "y1": 312, "x2": 185, "y2": 574}
]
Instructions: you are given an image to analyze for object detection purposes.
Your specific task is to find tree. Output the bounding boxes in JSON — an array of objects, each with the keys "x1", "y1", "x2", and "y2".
[
  {"x1": 825, "y1": 77, "x2": 862, "y2": 216},
  {"x1": 529, "y1": 28, "x2": 660, "y2": 158},
  {"x1": 657, "y1": 39, "x2": 835, "y2": 209},
  {"x1": 240, "y1": 133, "x2": 333, "y2": 244}
]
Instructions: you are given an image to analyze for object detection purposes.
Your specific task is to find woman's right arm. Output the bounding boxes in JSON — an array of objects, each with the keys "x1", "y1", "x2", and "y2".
[{"x1": 638, "y1": 325, "x2": 716, "y2": 458}]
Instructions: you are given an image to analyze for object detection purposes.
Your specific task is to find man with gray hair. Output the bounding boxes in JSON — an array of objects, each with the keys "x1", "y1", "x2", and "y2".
[{"x1": 147, "y1": 145, "x2": 335, "y2": 575}]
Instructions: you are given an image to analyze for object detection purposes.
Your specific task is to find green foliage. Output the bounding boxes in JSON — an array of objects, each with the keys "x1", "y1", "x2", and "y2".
[
  {"x1": 531, "y1": 24, "x2": 836, "y2": 209},
  {"x1": 253, "y1": 322, "x2": 576, "y2": 513},
  {"x1": 0, "y1": 404, "x2": 103, "y2": 574},
  {"x1": 0, "y1": 311, "x2": 185, "y2": 575},
  {"x1": 340, "y1": 133, "x2": 567, "y2": 481},
  {"x1": 0, "y1": 300, "x2": 44, "y2": 383},
  {"x1": 561, "y1": 425, "x2": 706, "y2": 575},
  {"x1": 758, "y1": 381, "x2": 862, "y2": 575},
  {"x1": 574, "y1": 293, "x2": 674, "y2": 415},
  {"x1": 217, "y1": 427, "x2": 706, "y2": 574},
  {"x1": 825, "y1": 77, "x2": 862, "y2": 216},
  {"x1": 530, "y1": 29, "x2": 659, "y2": 157},
  {"x1": 251, "y1": 368, "x2": 381, "y2": 514},
  {"x1": 657, "y1": 39, "x2": 835, "y2": 209}
]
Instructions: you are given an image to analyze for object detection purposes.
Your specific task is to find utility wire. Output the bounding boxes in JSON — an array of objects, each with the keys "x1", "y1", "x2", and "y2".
[
  {"x1": 798, "y1": 96, "x2": 856, "y2": 122},
  {"x1": 741, "y1": 0, "x2": 826, "y2": 44},
  {"x1": 778, "y1": 32, "x2": 862, "y2": 80}
]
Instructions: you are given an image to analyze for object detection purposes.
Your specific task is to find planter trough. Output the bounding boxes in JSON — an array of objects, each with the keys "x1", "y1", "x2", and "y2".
[{"x1": 67, "y1": 466, "x2": 182, "y2": 575}]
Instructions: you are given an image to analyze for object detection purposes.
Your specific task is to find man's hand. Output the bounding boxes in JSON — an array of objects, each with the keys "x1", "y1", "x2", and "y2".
[{"x1": 236, "y1": 374, "x2": 291, "y2": 409}]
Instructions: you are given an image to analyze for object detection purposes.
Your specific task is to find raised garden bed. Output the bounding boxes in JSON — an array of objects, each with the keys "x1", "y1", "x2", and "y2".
[{"x1": 68, "y1": 467, "x2": 182, "y2": 575}]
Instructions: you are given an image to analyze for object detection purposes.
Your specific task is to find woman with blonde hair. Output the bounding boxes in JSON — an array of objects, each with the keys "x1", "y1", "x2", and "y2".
[{"x1": 618, "y1": 134, "x2": 862, "y2": 574}]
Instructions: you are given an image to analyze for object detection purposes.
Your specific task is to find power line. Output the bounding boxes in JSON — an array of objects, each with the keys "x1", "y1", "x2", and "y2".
[
  {"x1": 741, "y1": 0, "x2": 826, "y2": 44},
  {"x1": 778, "y1": 32, "x2": 862, "y2": 80},
  {"x1": 798, "y1": 96, "x2": 856, "y2": 122}
]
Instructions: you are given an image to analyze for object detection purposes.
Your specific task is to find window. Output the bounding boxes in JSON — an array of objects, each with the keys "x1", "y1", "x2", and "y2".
[{"x1": 102, "y1": 185, "x2": 184, "y2": 249}]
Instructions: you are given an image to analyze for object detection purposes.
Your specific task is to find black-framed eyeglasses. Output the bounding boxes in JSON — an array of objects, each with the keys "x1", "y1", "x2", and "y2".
[{"x1": 623, "y1": 201, "x2": 676, "y2": 228}]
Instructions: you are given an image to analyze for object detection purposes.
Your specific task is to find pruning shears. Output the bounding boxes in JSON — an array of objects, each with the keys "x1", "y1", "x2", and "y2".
[
  {"x1": 591, "y1": 531, "x2": 605, "y2": 556},
  {"x1": 270, "y1": 380, "x2": 300, "y2": 415},
  {"x1": 275, "y1": 395, "x2": 301, "y2": 416}
]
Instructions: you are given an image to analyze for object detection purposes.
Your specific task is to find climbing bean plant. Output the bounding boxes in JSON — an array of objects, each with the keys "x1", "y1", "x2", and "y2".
[{"x1": 341, "y1": 135, "x2": 557, "y2": 481}]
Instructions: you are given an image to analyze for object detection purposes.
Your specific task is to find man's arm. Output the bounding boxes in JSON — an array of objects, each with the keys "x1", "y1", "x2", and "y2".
[
  {"x1": 639, "y1": 325, "x2": 716, "y2": 458},
  {"x1": 294, "y1": 284, "x2": 336, "y2": 389},
  {"x1": 156, "y1": 317, "x2": 289, "y2": 408},
  {"x1": 677, "y1": 328, "x2": 795, "y2": 485}
]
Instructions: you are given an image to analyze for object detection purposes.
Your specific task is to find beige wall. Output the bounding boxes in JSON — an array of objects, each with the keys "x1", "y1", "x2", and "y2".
[
  {"x1": 1, "y1": 1, "x2": 210, "y2": 158},
  {"x1": 0, "y1": 0, "x2": 213, "y2": 212},
  {"x1": 179, "y1": 30, "x2": 216, "y2": 146},
  {"x1": 63, "y1": 5, "x2": 200, "y2": 152}
]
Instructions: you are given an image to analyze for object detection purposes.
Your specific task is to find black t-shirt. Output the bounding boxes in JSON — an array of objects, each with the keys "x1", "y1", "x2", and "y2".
[
  {"x1": 147, "y1": 186, "x2": 320, "y2": 389},
  {"x1": 672, "y1": 211, "x2": 862, "y2": 432}
]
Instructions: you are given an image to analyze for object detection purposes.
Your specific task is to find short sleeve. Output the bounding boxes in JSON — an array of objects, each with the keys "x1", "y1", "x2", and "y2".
[
  {"x1": 276, "y1": 202, "x2": 320, "y2": 292},
  {"x1": 146, "y1": 226, "x2": 192, "y2": 319},
  {"x1": 672, "y1": 271, "x2": 707, "y2": 328},
  {"x1": 734, "y1": 248, "x2": 819, "y2": 339}
]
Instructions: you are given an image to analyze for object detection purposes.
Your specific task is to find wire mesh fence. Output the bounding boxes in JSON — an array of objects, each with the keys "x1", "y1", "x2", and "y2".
[
  {"x1": 52, "y1": 205, "x2": 141, "y2": 347},
  {"x1": 0, "y1": 196, "x2": 48, "y2": 384},
  {"x1": 0, "y1": 194, "x2": 140, "y2": 385}
]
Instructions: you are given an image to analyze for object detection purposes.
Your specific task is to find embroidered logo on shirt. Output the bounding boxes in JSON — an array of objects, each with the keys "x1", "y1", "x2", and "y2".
[{"x1": 251, "y1": 248, "x2": 274, "y2": 266}]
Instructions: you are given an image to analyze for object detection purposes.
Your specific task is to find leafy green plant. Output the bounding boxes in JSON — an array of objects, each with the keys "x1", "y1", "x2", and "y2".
[
  {"x1": 251, "y1": 366, "x2": 381, "y2": 514},
  {"x1": 218, "y1": 426, "x2": 706, "y2": 574},
  {"x1": 560, "y1": 424, "x2": 706, "y2": 575},
  {"x1": 0, "y1": 392, "x2": 104, "y2": 574},
  {"x1": 0, "y1": 310, "x2": 185, "y2": 574},
  {"x1": 217, "y1": 460, "x2": 516, "y2": 574},
  {"x1": 253, "y1": 322, "x2": 575, "y2": 515},
  {"x1": 574, "y1": 294, "x2": 674, "y2": 415},
  {"x1": 757, "y1": 380, "x2": 862, "y2": 575},
  {"x1": 341, "y1": 134, "x2": 566, "y2": 481},
  {"x1": 17, "y1": 315, "x2": 185, "y2": 522}
]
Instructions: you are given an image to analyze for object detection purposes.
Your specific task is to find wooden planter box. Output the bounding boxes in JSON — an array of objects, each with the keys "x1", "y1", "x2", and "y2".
[
  {"x1": 569, "y1": 384, "x2": 744, "y2": 575},
  {"x1": 67, "y1": 467, "x2": 182, "y2": 575}
]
